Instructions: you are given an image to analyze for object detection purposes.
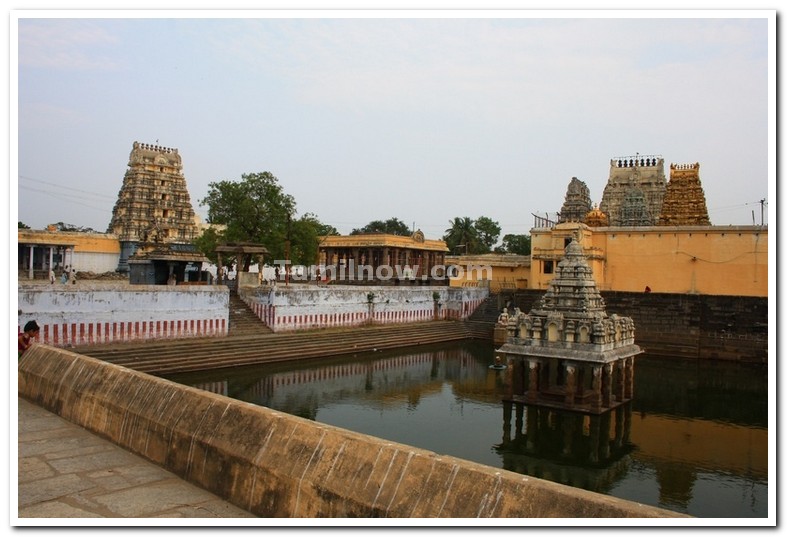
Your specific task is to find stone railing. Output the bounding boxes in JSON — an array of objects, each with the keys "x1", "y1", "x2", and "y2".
[{"x1": 18, "y1": 345, "x2": 689, "y2": 519}]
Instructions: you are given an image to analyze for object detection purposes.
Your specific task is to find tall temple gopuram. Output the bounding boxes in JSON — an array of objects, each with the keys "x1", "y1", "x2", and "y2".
[
  {"x1": 657, "y1": 162, "x2": 711, "y2": 226},
  {"x1": 107, "y1": 142, "x2": 203, "y2": 275},
  {"x1": 599, "y1": 155, "x2": 667, "y2": 226},
  {"x1": 558, "y1": 177, "x2": 592, "y2": 223}
]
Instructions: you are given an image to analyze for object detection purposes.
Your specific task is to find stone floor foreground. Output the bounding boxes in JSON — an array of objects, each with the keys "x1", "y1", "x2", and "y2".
[{"x1": 16, "y1": 397, "x2": 257, "y2": 520}]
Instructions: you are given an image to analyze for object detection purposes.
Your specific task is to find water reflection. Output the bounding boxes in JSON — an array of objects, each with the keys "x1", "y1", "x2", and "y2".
[
  {"x1": 164, "y1": 340, "x2": 768, "y2": 518},
  {"x1": 496, "y1": 403, "x2": 635, "y2": 494}
]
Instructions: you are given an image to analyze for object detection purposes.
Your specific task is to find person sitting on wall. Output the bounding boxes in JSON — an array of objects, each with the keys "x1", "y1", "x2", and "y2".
[{"x1": 18, "y1": 320, "x2": 40, "y2": 359}]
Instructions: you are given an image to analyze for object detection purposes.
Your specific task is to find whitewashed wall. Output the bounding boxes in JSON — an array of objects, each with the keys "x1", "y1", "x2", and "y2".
[
  {"x1": 239, "y1": 285, "x2": 488, "y2": 332},
  {"x1": 72, "y1": 252, "x2": 120, "y2": 274},
  {"x1": 18, "y1": 284, "x2": 229, "y2": 346}
]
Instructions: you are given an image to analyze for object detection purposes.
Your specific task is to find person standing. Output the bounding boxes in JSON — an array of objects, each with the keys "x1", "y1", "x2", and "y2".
[
  {"x1": 18, "y1": 320, "x2": 40, "y2": 358},
  {"x1": 49, "y1": 268, "x2": 55, "y2": 284}
]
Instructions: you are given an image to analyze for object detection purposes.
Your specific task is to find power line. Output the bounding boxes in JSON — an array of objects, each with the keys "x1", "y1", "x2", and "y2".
[
  {"x1": 18, "y1": 175, "x2": 116, "y2": 201},
  {"x1": 19, "y1": 184, "x2": 111, "y2": 213},
  {"x1": 708, "y1": 199, "x2": 768, "y2": 212}
]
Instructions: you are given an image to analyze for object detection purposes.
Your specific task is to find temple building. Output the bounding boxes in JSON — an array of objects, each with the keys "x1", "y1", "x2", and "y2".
[
  {"x1": 657, "y1": 162, "x2": 711, "y2": 226},
  {"x1": 495, "y1": 238, "x2": 642, "y2": 414},
  {"x1": 446, "y1": 253, "x2": 530, "y2": 292},
  {"x1": 318, "y1": 230, "x2": 449, "y2": 285},
  {"x1": 107, "y1": 142, "x2": 202, "y2": 273},
  {"x1": 599, "y1": 155, "x2": 667, "y2": 226},
  {"x1": 530, "y1": 221, "x2": 766, "y2": 297},
  {"x1": 17, "y1": 227, "x2": 120, "y2": 280},
  {"x1": 558, "y1": 177, "x2": 592, "y2": 223}
]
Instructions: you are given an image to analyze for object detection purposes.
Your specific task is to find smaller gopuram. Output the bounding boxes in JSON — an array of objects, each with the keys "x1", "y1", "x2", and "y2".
[
  {"x1": 495, "y1": 237, "x2": 642, "y2": 414},
  {"x1": 599, "y1": 155, "x2": 667, "y2": 226},
  {"x1": 657, "y1": 162, "x2": 711, "y2": 226},
  {"x1": 558, "y1": 177, "x2": 592, "y2": 223}
]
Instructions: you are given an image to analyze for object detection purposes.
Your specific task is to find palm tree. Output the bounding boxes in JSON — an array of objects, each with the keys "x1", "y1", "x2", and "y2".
[{"x1": 443, "y1": 217, "x2": 480, "y2": 254}]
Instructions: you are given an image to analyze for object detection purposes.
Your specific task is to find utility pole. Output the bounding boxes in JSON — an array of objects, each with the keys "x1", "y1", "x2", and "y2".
[{"x1": 760, "y1": 198, "x2": 766, "y2": 226}]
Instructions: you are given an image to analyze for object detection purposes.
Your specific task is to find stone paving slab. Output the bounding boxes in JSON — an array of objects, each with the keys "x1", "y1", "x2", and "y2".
[{"x1": 16, "y1": 397, "x2": 257, "y2": 520}]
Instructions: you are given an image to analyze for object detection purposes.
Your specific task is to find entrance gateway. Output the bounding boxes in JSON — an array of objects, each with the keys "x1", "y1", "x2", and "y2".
[{"x1": 495, "y1": 237, "x2": 642, "y2": 414}]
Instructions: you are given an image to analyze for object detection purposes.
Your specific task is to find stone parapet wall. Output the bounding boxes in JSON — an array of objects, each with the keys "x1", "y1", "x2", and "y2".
[
  {"x1": 239, "y1": 285, "x2": 488, "y2": 332},
  {"x1": 17, "y1": 345, "x2": 687, "y2": 519},
  {"x1": 17, "y1": 283, "x2": 229, "y2": 346}
]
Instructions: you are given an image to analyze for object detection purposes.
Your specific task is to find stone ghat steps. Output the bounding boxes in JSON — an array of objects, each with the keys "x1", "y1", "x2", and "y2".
[
  {"x1": 467, "y1": 294, "x2": 501, "y2": 323},
  {"x1": 75, "y1": 321, "x2": 493, "y2": 375},
  {"x1": 228, "y1": 294, "x2": 272, "y2": 336}
]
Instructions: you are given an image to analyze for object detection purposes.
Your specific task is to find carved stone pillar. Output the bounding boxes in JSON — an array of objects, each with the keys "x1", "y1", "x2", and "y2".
[
  {"x1": 527, "y1": 359, "x2": 540, "y2": 403},
  {"x1": 624, "y1": 357, "x2": 636, "y2": 399},
  {"x1": 590, "y1": 364, "x2": 603, "y2": 412},
  {"x1": 564, "y1": 363, "x2": 577, "y2": 406},
  {"x1": 614, "y1": 359, "x2": 626, "y2": 402},
  {"x1": 504, "y1": 356, "x2": 515, "y2": 399},
  {"x1": 602, "y1": 363, "x2": 613, "y2": 408}
]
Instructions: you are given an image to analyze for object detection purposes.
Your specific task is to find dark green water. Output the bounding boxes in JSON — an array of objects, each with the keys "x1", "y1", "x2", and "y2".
[{"x1": 163, "y1": 340, "x2": 769, "y2": 518}]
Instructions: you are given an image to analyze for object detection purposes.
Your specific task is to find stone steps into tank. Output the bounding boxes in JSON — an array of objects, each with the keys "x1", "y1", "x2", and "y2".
[
  {"x1": 74, "y1": 320, "x2": 493, "y2": 375},
  {"x1": 228, "y1": 293, "x2": 273, "y2": 336}
]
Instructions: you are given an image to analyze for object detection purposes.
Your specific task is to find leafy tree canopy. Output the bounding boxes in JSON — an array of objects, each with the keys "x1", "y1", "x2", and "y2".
[
  {"x1": 18, "y1": 221, "x2": 30, "y2": 229},
  {"x1": 290, "y1": 213, "x2": 338, "y2": 266},
  {"x1": 350, "y1": 217, "x2": 412, "y2": 236},
  {"x1": 474, "y1": 216, "x2": 501, "y2": 252},
  {"x1": 197, "y1": 171, "x2": 333, "y2": 268},
  {"x1": 496, "y1": 233, "x2": 531, "y2": 255},
  {"x1": 443, "y1": 216, "x2": 501, "y2": 254}
]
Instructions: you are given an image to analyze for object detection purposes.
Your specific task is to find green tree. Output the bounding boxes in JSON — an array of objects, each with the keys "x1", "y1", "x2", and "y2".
[
  {"x1": 289, "y1": 213, "x2": 334, "y2": 266},
  {"x1": 192, "y1": 226, "x2": 223, "y2": 267},
  {"x1": 443, "y1": 217, "x2": 481, "y2": 254},
  {"x1": 498, "y1": 233, "x2": 531, "y2": 255},
  {"x1": 316, "y1": 222, "x2": 340, "y2": 237},
  {"x1": 18, "y1": 221, "x2": 30, "y2": 229},
  {"x1": 350, "y1": 217, "x2": 411, "y2": 236},
  {"x1": 199, "y1": 172, "x2": 295, "y2": 262},
  {"x1": 474, "y1": 216, "x2": 501, "y2": 253}
]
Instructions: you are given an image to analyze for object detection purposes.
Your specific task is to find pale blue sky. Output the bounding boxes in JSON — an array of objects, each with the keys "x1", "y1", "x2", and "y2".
[{"x1": 15, "y1": 12, "x2": 773, "y2": 240}]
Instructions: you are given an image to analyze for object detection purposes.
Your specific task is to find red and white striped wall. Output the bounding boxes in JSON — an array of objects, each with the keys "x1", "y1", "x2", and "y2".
[
  {"x1": 17, "y1": 284, "x2": 230, "y2": 348},
  {"x1": 19, "y1": 318, "x2": 227, "y2": 347},
  {"x1": 240, "y1": 286, "x2": 489, "y2": 333}
]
